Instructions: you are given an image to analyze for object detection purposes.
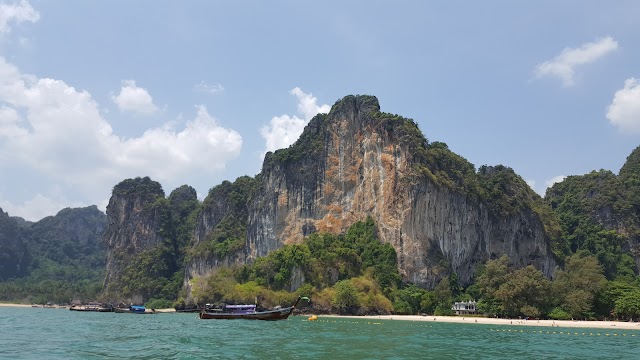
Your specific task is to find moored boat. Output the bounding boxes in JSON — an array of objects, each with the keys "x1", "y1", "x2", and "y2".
[
  {"x1": 115, "y1": 305, "x2": 156, "y2": 314},
  {"x1": 199, "y1": 296, "x2": 308, "y2": 321},
  {"x1": 69, "y1": 302, "x2": 114, "y2": 312}
]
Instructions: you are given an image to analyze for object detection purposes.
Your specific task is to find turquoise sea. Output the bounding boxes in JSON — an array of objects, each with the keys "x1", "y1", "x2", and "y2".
[{"x1": 1, "y1": 307, "x2": 638, "y2": 359}]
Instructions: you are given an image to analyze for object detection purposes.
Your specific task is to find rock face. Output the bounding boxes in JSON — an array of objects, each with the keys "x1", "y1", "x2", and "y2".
[
  {"x1": 249, "y1": 96, "x2": 554, "y2": 287},
  {"x1": 102, "y1": 177, "x2": 167, "y2": 302},
  {"x1": 186, "y1": 95, "x2": 556, "y2": 289},
  {"x1": 184, "y1": 177, "x2": 255, "y2": 293}
]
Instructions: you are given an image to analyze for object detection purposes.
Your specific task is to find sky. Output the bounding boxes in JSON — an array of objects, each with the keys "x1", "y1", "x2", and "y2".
[{"x1": 0, "y1": 1, "x2": 639, "y2": 222}]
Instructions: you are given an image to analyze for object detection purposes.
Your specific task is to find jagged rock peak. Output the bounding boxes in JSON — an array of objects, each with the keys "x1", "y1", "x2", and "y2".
[
  {"x1": 329, "y1": 94, "x2": 381, "y2": 119},
  {"x1": 112, "y1": 176, "x2": 165, "y2": 199},
  {"x1": 619, "y1": 145, "x2": 640, "y2": 180},
  {"x1": 263, "y1": 95, "x2": 383, "y2": 168}
]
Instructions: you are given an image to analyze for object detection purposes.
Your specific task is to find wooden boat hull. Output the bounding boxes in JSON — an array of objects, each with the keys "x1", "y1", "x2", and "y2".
[
  {"x1": 199, "y1": 296, "x2": 307, "y2": 321},
  {"x1": 114, "y1": 308, "x2": 155, "y2": 314},
  {"x1": 199, "y1": 306, "x2": 294, "y2": 321},
  {"x1": 69, "y1": 306, "x2": 114, "y2": 312}
]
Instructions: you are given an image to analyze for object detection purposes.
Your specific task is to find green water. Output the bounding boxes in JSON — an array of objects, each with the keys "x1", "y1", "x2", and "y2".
[{"x1": 1, "y1": 307, "x2": 638, "y2": 359}]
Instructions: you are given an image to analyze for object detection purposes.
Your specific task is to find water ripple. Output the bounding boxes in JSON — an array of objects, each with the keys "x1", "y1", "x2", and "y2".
[{"x1": 1, "y1": 308, "x2": 639, "y2": 359}]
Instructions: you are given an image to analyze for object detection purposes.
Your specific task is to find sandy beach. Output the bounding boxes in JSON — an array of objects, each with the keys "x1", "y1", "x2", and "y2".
[
  {"x1": 0, "y1": 303, "x2": 38, "y2": 308},
  {"x1": 3, "y1": 302, "x2": 639, "y2": 330},
  {"x1": 320, "y1": 314, "x2": 640, "y2": 331}
]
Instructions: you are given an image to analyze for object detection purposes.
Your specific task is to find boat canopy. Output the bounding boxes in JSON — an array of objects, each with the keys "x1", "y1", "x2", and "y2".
[
  {"x1": 225, "y1": 305, "x2": 256, "y2": 309},
  {"x1": 224, "y1": 304, "x2": 256, "y2": 314},
  {"x1": 130, "y1": 305, "x2": 146, "y2": 312}
]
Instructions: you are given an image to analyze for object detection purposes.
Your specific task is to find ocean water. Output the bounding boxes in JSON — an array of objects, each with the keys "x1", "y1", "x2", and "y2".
[{"x1": 0, "y1": 307, "x2": 638, "y2": 359}]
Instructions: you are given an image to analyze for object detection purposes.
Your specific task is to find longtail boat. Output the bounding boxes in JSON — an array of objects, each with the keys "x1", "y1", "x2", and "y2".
[
  {"x1": 114, "y1": 305, "x2": 156, "y2": 314},
  {"x1": 69, "y1": 302, "x2": 114, "y2": 312},
  {"x1": 199, "y1": 296, "x2": 308, "y2": 321}
]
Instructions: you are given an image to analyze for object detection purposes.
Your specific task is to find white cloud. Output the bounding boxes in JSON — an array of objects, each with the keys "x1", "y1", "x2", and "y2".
[
  {"x1": 193, "y1": 81, "x2": 224, "y2": 95},
  {"x1": 260, "y1": 87, "x2": 329, "y2": 155},
  {"x1": 534, "y1": 37, "x2": 618, "y2": 87},
  {"x1": 607, "y1": 78, "x2": 640, "y2": 133},
  {"x1": 0, "y1": 193, "x2": 81, "y2": 222},
  {"x1": 112, "y1": 80, "x2": 159, "y2": 115},
  {"x1": 0, "y1": 0, "x2": 39, "y2": 35},
  {"x1": 291, "y1": 87, "x2": 331, "y2": 120},
  {"x1": 260, "y1": 114, "x2": 307, "y2": 154},
  {"x1": 545, "y1": 175, "x2": 566, "y2": 189},
  {"x1": 118, "y1": 105, "x2": 242, "y2": 180},
  {"x1": 0, "y1": 56, "x2": 242, "y2": 221}
]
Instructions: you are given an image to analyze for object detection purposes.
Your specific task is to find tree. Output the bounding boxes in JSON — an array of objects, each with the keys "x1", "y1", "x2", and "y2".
[
  {"x1": 477, "y1": 255, "x2": 510, "y2": 298},
  {"x1": 552, "y1": 254, "x2": 606, "y2": 319},
  {"x1": 495, "y1": 265, "x2": 550, "y2": 318},
  {"x1": 392, "y1": 284, "x2": 428, "y2": 315},
  {"x1": 434, "y1": 276, "x2": 453, "y2": 311},
  {"x1": 476, "y1": 255, "x2": 511, "y2": 315},
  {"x1": 593, "y1": 279, "x2": 637, "y2": 318},
  {"x1": 420, "y1": 291, "x2": 437, "y2": 314},
  {"x1": 615, "y1": 291, "x2": 640, "y2": 321},
  {"x1": 332, "y1": 280, "x2": 359, "y2": 312}
]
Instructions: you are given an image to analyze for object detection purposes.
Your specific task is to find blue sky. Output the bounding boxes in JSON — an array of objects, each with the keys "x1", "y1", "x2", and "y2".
[{"x1": 0, "y1": 1, "x2": 639, "y2": 221}]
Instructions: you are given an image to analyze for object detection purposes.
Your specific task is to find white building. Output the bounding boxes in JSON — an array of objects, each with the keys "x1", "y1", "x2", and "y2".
[{"x1": 452, "y1": 300, "x2": 477, "y2": 315}]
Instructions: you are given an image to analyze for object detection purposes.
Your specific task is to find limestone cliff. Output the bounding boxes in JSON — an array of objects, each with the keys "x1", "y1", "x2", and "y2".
[
  {"x1": 102, "y1": 177, "x2": 168, "y2": 303},
  {"x1": 251, "y1": 96, "x2": 555, "y2": 287},
  {"x1": 187, "y1": 95, "x2": 557, "y2": 289},
  {"x1": 184, "y1": 177, "x2": 256, "y2": 287}
]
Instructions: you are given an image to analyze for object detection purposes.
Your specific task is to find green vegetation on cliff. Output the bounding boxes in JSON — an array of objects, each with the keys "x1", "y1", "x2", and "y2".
[
  {"x1": 266, "y1": 114, "x2": 328, "y2": 168},
  {"x1": 116, "y1": 243, "x2": 183, "y2": 302},
  {"x1": 241, "y1": 216, "x2": 401, "y2": 292},
  {"x1": 113, "y1": 176, "x2": 165, "y2": 199},
  {"x1": 189, "y1": 218, "x2": 465, "y2": 315},
  {"x1": 169, "y1": 185, "x2": 201, "y2": 265},
  {"x1": 546, "y1": 170, "x2": 637, "y2": 278},
  {"x1": 104, "y1": 178, "x2": 201, "y2": 305},
  {"x1": 189, "y1": 176, "x2": 258, "y2": 259},
  {"x1": 618, "y1": 146, "x2": 640, "y2": 235}
]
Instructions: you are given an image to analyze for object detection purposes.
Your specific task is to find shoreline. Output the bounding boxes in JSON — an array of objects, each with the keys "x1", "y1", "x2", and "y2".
[
  {"x1": 4, "y1": 302, "x2": 639, "y2": 330},
  {"x1": 0, "y1": 302, "x2": 178, "y2": 312},
  {"x1": 0, "y1": 303, "x2": 40, "y2": 308},
  {"x1": 317, "y1": 314, "x2": 640, "y2": 331}
]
